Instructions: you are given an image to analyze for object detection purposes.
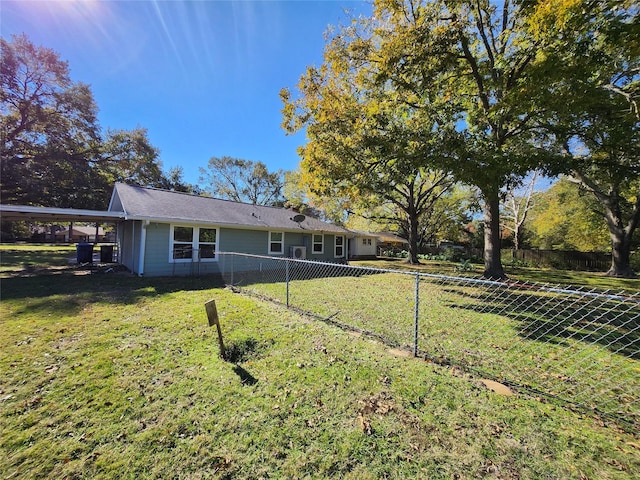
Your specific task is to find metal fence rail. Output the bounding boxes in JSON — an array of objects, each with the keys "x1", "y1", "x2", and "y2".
[{"x1": 215, "y1": 252, "x2": 640, "y2": 429}]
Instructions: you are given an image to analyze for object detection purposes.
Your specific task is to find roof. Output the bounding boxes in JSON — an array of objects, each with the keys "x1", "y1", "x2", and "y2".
[
  {"x1": 56, "y1": 226, "x2": 105, "y2": 235},
  {"x1": 349, "y1": 230, "x2": 380, "y2": 238},
  {"x1": 109, "y1": 183, "x2": 350, "y2": 234},
  {"x1": 348, "y1": 229, "x2": 408, "y2": 244},
  {"x1": 0, "y1": 204, "x2": 124, "y2": 223},
  {"x1": 376, "y1": 231, "x2": 409, "y2": 244}
]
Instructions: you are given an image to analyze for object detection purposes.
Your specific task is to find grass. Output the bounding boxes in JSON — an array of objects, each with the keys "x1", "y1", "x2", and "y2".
[
  {"x1": 1, "y1": 247, "x2": 640, "y2": 478},
  {"x1": 352, "y1": 258, "x2": 640, "y2": 292}
]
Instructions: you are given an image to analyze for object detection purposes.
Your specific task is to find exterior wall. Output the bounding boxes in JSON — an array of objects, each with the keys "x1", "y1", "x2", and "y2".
[
  {"x1": 219, "y1": 228, "x2": 343, "y2": 262},
  {"x1": 117, "y1": 220, "x2": 141, "y2": 274},
  {"x1": 129, "y1": 221, "x2": 348, "y2": 277},
  {"x1": 350, "y1": 236, "x2": 378, "y2": 259}
]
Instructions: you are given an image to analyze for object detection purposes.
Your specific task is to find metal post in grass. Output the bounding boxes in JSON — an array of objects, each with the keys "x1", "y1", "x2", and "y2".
[
  {"x1": 414, "y1": 273, "x2": 419, "y2": 357},
  {"x1": 285, "y1": 259, "x2": 290, "y2": 307},
  {"x1": 205, "y1": 299, "x2": 226, "y2": 359}
]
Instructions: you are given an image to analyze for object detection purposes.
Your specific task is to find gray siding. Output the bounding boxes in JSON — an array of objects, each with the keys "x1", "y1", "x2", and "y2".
[
  {"x1": 117, "y1": 220, "x2": 141, "y2": 274},
  {"x1": 123, "y1": 221, "x2": 347, "y2": 277}
]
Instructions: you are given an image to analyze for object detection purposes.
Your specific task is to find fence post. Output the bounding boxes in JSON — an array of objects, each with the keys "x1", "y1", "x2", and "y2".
[
  {"x1": 230, "y1": 253, "x2": 234, "y2": 285},
  {"x1": 286, "y1": 259, "x2": 290, "y2": 308},
  {"x1": 414, "y1": 273, "x2": 419, "y2": 357}
]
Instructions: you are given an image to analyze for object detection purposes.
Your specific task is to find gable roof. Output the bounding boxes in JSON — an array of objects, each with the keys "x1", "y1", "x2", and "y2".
[{"x1": 109, "y1": 183, "x2": 350, "y2": 234}]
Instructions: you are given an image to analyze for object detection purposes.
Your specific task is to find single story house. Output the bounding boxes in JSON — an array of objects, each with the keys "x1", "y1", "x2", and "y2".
[
  {"x1": 348, "y1": 231, "x2": 379, "y2": 260},
  {"x1": 375, "y1": 231, "x2": 409, "y2": 255},
  {"x1": 54, "y1": 226, "x2": 105, "y2": 243},
  {"x1": 108, "y1": 183, "x2": 352, "y2": 276}
]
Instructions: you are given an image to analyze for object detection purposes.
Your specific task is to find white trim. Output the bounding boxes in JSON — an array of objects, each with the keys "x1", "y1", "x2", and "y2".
[
  {"x1": 169, "y1": 224, "x2": 219, "y2": 263},
  {"x1": 197, "y1": 226, "x2": 218, "y2": 262},
  {"x1": 312, "y1": 234, "x2": 324, "y2": 254},
  {"x1": 138, "y1": 220, "x2": 148, "y2": 276},
  {"x1": 268, "y1": 231, "x2": 285, "y2": 255}
]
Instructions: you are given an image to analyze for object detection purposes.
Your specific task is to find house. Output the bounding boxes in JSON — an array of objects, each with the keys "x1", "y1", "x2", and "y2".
[
  {"x1": 108, "y1": 183, "x2": 352, "y2": 276},
  {"x1": 375, "y1": 231, "x2": 409, "y2": 255},
  {"x1": 54, "y1": 226, "x2": 105, "y2": 243},
  {"x1": 348, "y1": 231, "x2": 379, "y2": 259}
]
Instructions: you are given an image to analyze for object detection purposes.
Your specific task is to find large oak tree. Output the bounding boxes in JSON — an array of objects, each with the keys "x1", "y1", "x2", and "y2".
[
  {"x1": 530, "y1": 0, "x2": 639, "y2": 276},
  {"x1": 283, "y1": 0, "x2": 557, "y2": 278},
  {"x1": 198, "y1": 156, "x2": 285, "y2": 206},
  {"x1": 1, "y1": 34, "x2": 170, "y2": 211}
]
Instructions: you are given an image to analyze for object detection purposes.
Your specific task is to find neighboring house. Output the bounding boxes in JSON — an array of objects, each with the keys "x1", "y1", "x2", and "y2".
[
  {"x1": 348, "y1": 231, "x2": 379, "y2": 259},
  {"x1": 54, "y1": 226, "x2": 104, "y2": 243},
  {"x1": 108, "y1": 183, "x2": 351, "y2": 276},
  {"x1": 376, "y1": 231, "x2": 409, "y2": 254}
]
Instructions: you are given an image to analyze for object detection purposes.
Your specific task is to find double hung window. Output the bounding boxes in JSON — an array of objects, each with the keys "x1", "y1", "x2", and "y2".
[
  {"x1": 334, "y1": 235, "x2": 345, "y2": 258},
  {"x1": 312, "y1": 234, "x2": 324, "y2": 254},
  {"x1": 170, "y1": 225, "x2": 218, "y2": 262},
  {"x1": 269, "y1": 231, "x2": 284, "y2": 255}
]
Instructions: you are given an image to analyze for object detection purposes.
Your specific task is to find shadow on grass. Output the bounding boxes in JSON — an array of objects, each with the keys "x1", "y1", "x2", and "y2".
[
  {"x1": 0, "y1": 270, "x2": 226, "y2": 318},
  {"x1": 223, "y1": 337, "x2": 263, "y2": 386},
  {"x1": 232, "y1": 365, "x2": 258, "y2": 386},
  {"x1": 441, "y1": 283, "x2": 640, "y2": 360}
]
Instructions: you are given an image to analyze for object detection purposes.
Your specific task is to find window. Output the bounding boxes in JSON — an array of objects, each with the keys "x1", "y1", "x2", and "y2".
[
  {"x1": 269, "y1": 231, "x2": 284, "y2": 255},
  {"x1": 312, "y1": 234, "x2": 324, "y2": 254},
  {"x1": 170, "y1": 225, "x2": 219, "y2": 262},
  {"x1": 367, "y1": 238, "x2": 372, "y2": 246},
  {"x1": 362, "y1": 238, "x2": 367, "y2": 245},
  {"x1": 172, "y1": 226, "x2": 194, "y2": 260},
  {"x1": 199, "y1": 228, "x2": 217, "y2": 259},
  {"x1": 334, "y1": 235, "x2": 344, "y2": 258}
]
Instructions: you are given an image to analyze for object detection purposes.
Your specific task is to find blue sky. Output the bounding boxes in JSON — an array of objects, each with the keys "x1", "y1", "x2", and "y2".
[{"x1": 2, "y1": 0, "x2": 372, "y2": 185}]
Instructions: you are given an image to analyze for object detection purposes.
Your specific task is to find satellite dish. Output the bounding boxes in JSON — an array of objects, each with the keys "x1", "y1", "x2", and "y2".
[{"x1": 292, "y1": 214, "x2": 306, "y2": 223}]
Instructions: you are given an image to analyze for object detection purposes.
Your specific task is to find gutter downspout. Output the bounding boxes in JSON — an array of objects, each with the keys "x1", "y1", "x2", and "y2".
[{"x1": 138, "y1": 220, "x2": 148, "y2": 276}]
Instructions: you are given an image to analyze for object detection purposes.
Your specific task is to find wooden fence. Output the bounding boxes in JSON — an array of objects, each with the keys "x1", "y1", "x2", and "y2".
[{"x1": 505, "y1": 249, "x2": 612, "y2": 271}]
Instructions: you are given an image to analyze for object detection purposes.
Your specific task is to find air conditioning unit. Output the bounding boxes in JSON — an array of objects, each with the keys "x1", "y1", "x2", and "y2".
[{"x1": 290, "y1": 246, "x2": 306, "y2": 259}]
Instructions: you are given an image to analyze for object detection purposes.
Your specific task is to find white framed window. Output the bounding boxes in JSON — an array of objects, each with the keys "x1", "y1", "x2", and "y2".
[
  {"x1": 362, "y1": 238, "x2": 367, "y2": 245},
  {"x1": 198, "y1": 228, "x2": 217, "y2": 260},
  {"x1": 269, "y1": 231, "x2": 284, "y2": 255},
  {"x1": 171, "y1": 226, "x2": 194, "y2": 261},
  {"x1": 312, "y1": 234, "x2": 324, "y2": 254},
  {"x1": 334, "y1": 235, "x2": 345, "y2": 258},
  {"x1": 170, "y1": 225, "x2": 219, "y2": 263}
]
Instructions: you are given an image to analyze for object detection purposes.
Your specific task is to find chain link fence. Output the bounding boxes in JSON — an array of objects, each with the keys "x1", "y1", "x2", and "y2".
[{"x1": 215, "y1": 252, "x2": 640, "y2": 429}]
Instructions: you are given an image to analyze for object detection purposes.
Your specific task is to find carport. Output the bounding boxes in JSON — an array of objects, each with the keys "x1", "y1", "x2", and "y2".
[{"x1": 0, "y1": 204, "x2": 125, "y2": 265}]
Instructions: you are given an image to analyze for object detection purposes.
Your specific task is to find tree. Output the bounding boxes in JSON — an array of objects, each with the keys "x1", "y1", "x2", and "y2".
[
  {"x1": 530, "y1": 0, "x2": 640, "y2": 276},
  {"x1": 1, "y1": 34, "x2": 170, "y2": 211},
  {"x1": 282, "y1": 4, "x2": 463, "y2": 264},
  {"x1": 526, "y1": 178, "x2": 611, "y2": 251},
  {"x1": 501, "y1": 172, "x2": 539, "y2": 250},
  {"x1": 283, "y1": 169, "x2": 349, "y2": 223},
  {"x1": 100, "y1": 128, "x2": 165, "y2": 186},
  {"x1": 161, "y1": 166, "x2": 201, "y2": 194},
  {"x1": 1, "y1": 34, "x2": 101, "y2": 208},
  {"x1": 198, "y1": 156, "x2": 284, "y2": 206},
  {"x1": 283, "y1": 1, "x2": 557, "y2": 277}
]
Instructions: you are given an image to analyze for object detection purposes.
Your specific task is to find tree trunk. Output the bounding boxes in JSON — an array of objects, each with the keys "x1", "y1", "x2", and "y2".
[
  {"x1": 406, "y1": 207, "x2": 421, "y2": 265},
  {"x1": 606, "y1": 225, "x2": 636, "y2": 278},
  {"x1": 568, "y1": 172, "x2": 638, "y2": 278},
  {"x1": 482, "y1": 190, "x2": 506, "y2": 279}
]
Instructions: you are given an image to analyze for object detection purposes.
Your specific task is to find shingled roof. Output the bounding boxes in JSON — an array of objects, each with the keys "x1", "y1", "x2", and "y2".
[{"x1": 108, "y1": 183, "x2": 349, "y2": 234}]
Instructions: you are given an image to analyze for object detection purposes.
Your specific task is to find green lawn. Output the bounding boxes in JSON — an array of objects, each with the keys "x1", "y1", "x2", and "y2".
[
  {"x1": 351, "y1": 258, "x2": 640, "y2": 292},
  {"x1": 1, "y1": 247, "x2": 639, "y2": 478}
]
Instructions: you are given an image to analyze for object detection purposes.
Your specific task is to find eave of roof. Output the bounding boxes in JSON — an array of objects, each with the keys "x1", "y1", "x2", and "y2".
[{"x1": 0, "y1": 204, "x2": 125, "y2": 223}]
